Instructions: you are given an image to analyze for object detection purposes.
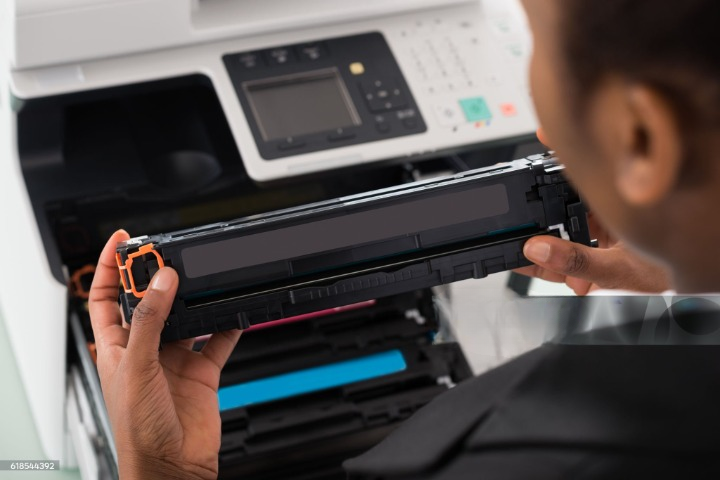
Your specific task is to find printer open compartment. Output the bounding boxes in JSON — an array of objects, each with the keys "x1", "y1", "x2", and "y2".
[
  {"x1": 13, "y1": 73, "x2": 510, "y2": 478},
  {"x1": 17, "y1": 74, "x2": 425, "y2": 284},
  {"x1": 217, "y1": 290, "x2": 472, "y2": 479}
]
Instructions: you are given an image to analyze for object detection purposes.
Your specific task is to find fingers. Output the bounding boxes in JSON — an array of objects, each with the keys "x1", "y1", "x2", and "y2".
[
  {"x1": 126, "y1": 268, "x2": 179, "y2": 366},
  {"x1": 565, "y1": 276, "x2": 594, "y2": 296},
  {"x1": 523, "y1": 236, "x2": 624, "y2": 288},
  {"x1": 89, "y1": 230, "x2": 131, "y2": 349},
  {"x1": 175, "y1": 338, "x2": 197, "y2": 351},
  {"x1": 514, "y1": 265, "x2": 568, "y2": 284},
  {"x1": 201, "y1": 329, "x2": 243, "y2": 372}
]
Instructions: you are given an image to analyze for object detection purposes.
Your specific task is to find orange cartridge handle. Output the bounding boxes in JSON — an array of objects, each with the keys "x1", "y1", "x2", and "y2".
[{"x1": 116, "y1": 243, "x2": 165, "y2": 299}]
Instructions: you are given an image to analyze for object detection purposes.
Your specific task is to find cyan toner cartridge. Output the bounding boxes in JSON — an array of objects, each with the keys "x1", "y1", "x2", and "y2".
[{"x1": 117, "y1": 153, "x2": 591, "y2": 341}]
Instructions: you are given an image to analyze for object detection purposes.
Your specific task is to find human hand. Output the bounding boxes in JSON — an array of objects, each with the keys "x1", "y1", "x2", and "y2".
[
  {"x1": 516, "y1": 213, "x2": 672, "y2": 295},
  {"x1": 89, "y1": 230, "x2": 242, "y2": 480},
  {"x1": 514, "y1": 129, "x2": 673, "y2": 295}
]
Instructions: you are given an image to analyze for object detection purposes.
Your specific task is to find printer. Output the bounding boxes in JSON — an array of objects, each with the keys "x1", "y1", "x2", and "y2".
[{"x1": 0, "y1": 0, "x2": 537, "y2": 477}]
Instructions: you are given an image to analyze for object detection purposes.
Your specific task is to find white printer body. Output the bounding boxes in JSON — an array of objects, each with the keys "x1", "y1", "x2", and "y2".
[{"x1": 0, "y1": 0, "x2": 536, "y2": 477}]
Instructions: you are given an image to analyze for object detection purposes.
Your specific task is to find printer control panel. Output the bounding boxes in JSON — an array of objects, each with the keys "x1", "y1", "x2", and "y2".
[
  {"x1": 391, "y1": 17, "x2": 532, "y2": 134},
  {"x1": 223, "y1": 33, "x2": 427, "y2": 161}
]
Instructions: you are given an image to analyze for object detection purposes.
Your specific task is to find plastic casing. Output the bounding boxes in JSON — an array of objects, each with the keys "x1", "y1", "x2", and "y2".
[
  {"x1": 7, "y1": 1, "x2": 535, "y2": 182},
  {"x1": 117, "y1": 156, "x2": 590, "y2": 342}
]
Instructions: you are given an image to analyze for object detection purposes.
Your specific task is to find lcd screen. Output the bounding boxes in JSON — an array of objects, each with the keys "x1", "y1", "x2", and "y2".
[
  {"x1": 181, "y1": 183, "x2": 510, "y2": 278},
  {"x1": 244, "y1": 69, "x2": 360, "y2": 141}
]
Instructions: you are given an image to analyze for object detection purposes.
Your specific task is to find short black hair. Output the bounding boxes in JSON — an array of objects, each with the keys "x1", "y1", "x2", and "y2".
[{"x1": 559, "y1": 1, "x2": 720, "y2": 127}]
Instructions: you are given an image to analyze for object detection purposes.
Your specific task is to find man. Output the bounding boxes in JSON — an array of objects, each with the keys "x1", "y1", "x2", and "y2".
[
  {"x1": 345, "y1": 1, "x2": 720, "y2": 477},
  {"x1": 89, "y1": 0, "x2": 720, "y2": 478}
]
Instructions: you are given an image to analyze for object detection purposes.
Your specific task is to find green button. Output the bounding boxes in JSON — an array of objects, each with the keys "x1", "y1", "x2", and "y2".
[{"x1": 459, "y1": 97, "x2": 492, "y2": 122}]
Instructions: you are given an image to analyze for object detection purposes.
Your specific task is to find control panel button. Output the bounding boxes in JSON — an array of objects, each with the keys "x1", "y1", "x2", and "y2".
[
  {"x1": 492, "y1": 18, "x2": 514, "y2": 35},
  {"x1": 402, "y1": 118, "x2": 419, "y2": 129},
  {"x1": 459, "y1": 97, "x2": 492, "y2": 122},
  {"x1": 433, "y1": 103, "x2": 463, "y2": 127},
  {"x1": 238, "y1": 53, "x2": 262, "y2": 69},
  {"x1": 297, "y1": 43, "x2": 327, "y2": 61},
  {"x1": 277, "y1": 138, "x2": 306, "y2": 151},
  {"x1": 375, "y1": 115, "x2": 391, "y2": 134},
  {"x1": 485, "y1": 74, "x2": 504, "y2": 87},
  {"x1": 397, "y1": 109, "x2": 418, "y2": 129},
  {"x1": 327, "y1": 128, "x2": 357, "y2": 142},
  {"x1": 505, "y1": 43, "x2": 526, "y2": 59},
  {"x1": 362, "y1": 79, "x2": 408, "y2": 113},
  {"x1": 396, "y1": 109, "x2": 416, "y2": 120},
  {"x1": 369, "y1": 97, "x2": 407, "y2": 113},
  {"x1": 349, "y1": 62, "x2": 365, "y2": 75},
  {"x1": 266, "y1": 48, "x2": 295, "y2": 66},
  {"x1": 500, "y1": 103, "x2": 518, "y2": 117}
]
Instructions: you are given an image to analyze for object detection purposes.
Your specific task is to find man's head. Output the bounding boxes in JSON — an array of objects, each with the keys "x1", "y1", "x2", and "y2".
[{"x1": 522, "y1": 0, "x2": 720, "y2": 292}]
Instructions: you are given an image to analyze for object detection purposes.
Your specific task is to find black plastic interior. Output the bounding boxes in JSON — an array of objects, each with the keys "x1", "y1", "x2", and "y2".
[
  {"x1": 15, "y1": 73, "x2": 537, "y2": 284},
  {"x1": 16, "y1": 75, "x2": 417, "y2": 282}
]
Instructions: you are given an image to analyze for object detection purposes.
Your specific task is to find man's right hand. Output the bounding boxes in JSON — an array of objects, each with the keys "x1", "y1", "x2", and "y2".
[
  {"x1": 516, "y1": 210, "x2": 672, "y2": 295},
  {"x1": 515, "y1": 129, "x2": 673, "y2": 295}
]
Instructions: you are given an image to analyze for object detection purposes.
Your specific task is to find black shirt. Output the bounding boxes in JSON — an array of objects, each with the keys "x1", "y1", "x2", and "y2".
[{"x1": 345, "y1": 317, "x2": 720, "y2": 479}]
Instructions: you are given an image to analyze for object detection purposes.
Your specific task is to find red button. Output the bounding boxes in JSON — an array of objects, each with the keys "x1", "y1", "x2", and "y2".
[{"x1": 500, "y1": 103, "x2": 517, "y2": 117}]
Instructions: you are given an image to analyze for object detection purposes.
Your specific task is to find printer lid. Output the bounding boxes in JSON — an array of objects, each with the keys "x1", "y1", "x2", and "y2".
[{"x1": 6, "y1": 0, "x2": 474, "y2": 70}]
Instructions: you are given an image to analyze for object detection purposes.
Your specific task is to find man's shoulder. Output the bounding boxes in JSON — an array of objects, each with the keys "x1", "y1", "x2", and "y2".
[
  {"x1": 343, "y1": 345, "x2": 552, "y2": 476},
  {"x1": 345, "y1": 341, "x2": 720, "y2": 479}
]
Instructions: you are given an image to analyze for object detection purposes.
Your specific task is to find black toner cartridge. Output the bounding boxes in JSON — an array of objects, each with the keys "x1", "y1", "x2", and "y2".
[{"x1": 117, "y1": 153, "x2": 591, "y2": 341}]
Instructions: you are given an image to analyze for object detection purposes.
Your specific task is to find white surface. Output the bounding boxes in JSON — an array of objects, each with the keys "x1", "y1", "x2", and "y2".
[
  {"x1": 528, "y1": 277, "x2": 576, "y2": 297},
  {"x1": 11, "y1": 0, "x2": 472, "y2": 68},
  {"x1": 0, "y1": 0, "x2": 14, "y2": 65},
  {"x1": 447, "y1": 273, "x2": 569, "y2": 374},
  {"x1": 8, "y1": 0, "x2": 537, "y2": 182},
  {"x1": 0, "y1": 56, "x2": 69, "y2": 463},
  {"x1": 0, "y1": 305, "x2": 81, "y2": 479},
  {"x1": 66, "y1": 371, "x2": 99, "y2": 480}
]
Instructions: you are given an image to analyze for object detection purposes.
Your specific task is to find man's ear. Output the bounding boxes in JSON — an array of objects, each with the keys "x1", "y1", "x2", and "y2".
[{"x1": 614, "y1": 85, "x2": 683, "y2": 207}]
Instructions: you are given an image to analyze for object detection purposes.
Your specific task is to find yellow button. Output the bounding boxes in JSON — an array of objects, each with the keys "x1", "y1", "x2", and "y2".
[{"x1": 349, "y1": 62, "x2": 365, "y2": 75}]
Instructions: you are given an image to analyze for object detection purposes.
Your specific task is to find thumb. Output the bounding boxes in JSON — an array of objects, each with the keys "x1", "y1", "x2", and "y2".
[
  {"x1": 127, "y1": 267, "x2": 179, "y2": 365},
  {"x1": 523, "y1": 236, "x2": 622, "y2": 287}
]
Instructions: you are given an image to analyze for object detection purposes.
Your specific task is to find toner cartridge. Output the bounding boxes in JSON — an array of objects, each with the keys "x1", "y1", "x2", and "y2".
[
  {"x1": 215, "y1": 289, "x2": 473, "y2": 479},
  {"x1": 117, "y1": 153, "x2": 592, "y2": 341}
]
